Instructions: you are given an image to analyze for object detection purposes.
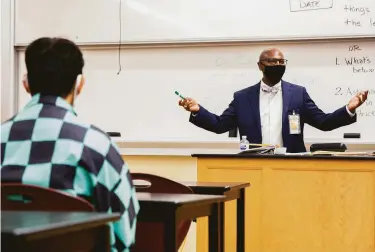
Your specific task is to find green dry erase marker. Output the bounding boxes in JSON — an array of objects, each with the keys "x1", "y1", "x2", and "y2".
[{"x1": 175, "y1": 91, "x2": 185, "y2": 99}]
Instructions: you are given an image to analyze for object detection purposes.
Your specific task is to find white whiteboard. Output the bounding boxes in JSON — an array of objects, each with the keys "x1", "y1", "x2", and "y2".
[
  {"x1": 15, "y1": 0, "x2": 375, "y2": 45},
  {"x1": 17, "y1": 40, "x2": 375, "y2": 143}
]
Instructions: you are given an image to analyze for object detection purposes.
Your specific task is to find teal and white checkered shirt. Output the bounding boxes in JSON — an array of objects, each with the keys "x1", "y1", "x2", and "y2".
[{"x1": 1, "y1": 94, "x2": 140, "y2": 252}]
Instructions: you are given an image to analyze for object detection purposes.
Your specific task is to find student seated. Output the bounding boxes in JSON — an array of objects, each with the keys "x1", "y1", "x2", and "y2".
[{"x1": 0, "y1": 37, "x2": 139, "y2": 252}]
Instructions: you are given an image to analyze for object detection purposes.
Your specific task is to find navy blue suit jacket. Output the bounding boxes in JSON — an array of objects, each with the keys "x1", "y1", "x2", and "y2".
[{"x1": 190, "y1": 81, "x2": 356, "y2": 153}]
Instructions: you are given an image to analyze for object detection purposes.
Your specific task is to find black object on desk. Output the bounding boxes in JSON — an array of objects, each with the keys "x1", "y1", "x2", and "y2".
[
  {"x1": 228, "y1": 127, "x2": 238, "y2": 138},
  {"x1": 1, "y1": 211, "x2": 120, "y2": 252},
  {"x1": 344, "y1": 133, "x2": 361, "y2": 138},
  {"x1": 136, "y1": 192, "x2": 225, "y2": 252},
  {"x1": 106, "y1": 132, "x2": 121, "y2": 137},
  {"x1": 181, "y1": 182, "x2": 250, "y2": 252},
  {"x1": 310, "y1": 143, "x2": 347, "y2": 152}
]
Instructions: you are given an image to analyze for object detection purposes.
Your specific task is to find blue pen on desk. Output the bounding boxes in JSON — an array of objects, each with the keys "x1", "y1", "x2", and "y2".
[{"x1": 175, "y1": 91, "x2": 185, "y2": 100}]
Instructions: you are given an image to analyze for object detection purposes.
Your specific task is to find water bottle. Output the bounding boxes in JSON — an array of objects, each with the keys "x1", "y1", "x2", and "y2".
[{"x1": 240, "y1": 135, "x2": 249, "y2": 151}]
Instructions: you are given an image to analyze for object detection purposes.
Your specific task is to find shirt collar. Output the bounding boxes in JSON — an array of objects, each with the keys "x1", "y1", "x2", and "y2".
[
  {"x1": 25, "y1": 93, "x2": 77, "y2": 115},
  {"x1": 260, "y1": 80, "x2": 282, "y2": 93}
]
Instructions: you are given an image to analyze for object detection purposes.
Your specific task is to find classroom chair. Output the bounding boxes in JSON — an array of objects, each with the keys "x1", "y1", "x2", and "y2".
[
  {"x1": 131, "y1": 173, "x2": 194, "y2": 252},
  {"x1": 1, "y1": 183, "x2": 94, "y2": 211},
  {"x1": 1, "y1": 183, "x2": 105, "y2": 252}
]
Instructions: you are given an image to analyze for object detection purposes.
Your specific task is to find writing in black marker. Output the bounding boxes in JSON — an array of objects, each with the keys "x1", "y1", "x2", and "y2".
[
  {"x1": 345, "y1": 18, "x2": 362, "y2": 26},
  {"x1": 335, "y1": 88, "x2": 375, "y2": 96},
  {"x1": 365, "y1": 100, "x2": 373, "y2": 107},
  {"x1": 335, "y1": 87, "x2": 343, "y2": 95},
  {"x1": 344, "y1": 56, "x2": 372, "y2": 65},
  {"x1": 353, "y1": 67, "x2": 375, "y2": 73},
  {"x1": 348, "y1": 45, "x2": 362, "y2": 51},
  {"x1": 344, "y1": 5, "x2": 370, "y2": 16},
  {"x1": 289, "y1": 0, "x2": 332, "y2": 12},
  {"x1": 300, "y1": 0, "x2": 320, "y2": 9},
  {"x1": 346, "y1": 88, "x2": 375, "y2": 96},
  {"x1": 357, "y1": 109, "x2": 375, "y2": 117}
]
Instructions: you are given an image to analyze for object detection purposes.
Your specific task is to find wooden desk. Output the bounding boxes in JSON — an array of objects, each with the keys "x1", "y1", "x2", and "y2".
[
  {"x1": 192, "y1": 154, "x2": 375, "y2": 252},
  {"x1": 1, "y1": 211, "x2": 120, "y2": 252},
  {"x1": 181, "y1": 181, "x2": 250, "y2": 252},
  {"x1": 136, "y1": 192, "x2": 225, "y2": 252}
]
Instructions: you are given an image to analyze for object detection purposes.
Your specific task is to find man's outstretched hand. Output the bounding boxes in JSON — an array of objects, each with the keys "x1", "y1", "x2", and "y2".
[
  {"x1": 347, "y1": 90, "x2": 369, "y2": 113},
  {"x1": 178, "y1": 97, "x2": 200, "y2": 113}
]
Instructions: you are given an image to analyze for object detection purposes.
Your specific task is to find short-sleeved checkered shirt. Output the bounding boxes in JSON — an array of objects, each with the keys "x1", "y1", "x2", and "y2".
[{"x1": 1, "y1": 94, "x2": 140, "y2": 252}]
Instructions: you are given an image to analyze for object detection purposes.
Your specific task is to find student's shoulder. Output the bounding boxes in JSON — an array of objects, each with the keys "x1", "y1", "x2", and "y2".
[
  {"x1": 86, "y1": 124, "x2": 113, "y2": 142},
  {"x1": 82, "y1": 122, "x2": 117, "y2": 148},
  {"x1": 72, "y1": 122, "x2": 124, "y2": 169},
  {"x1": 63, "y1": 114, "x2": 115, "y2": 147}
]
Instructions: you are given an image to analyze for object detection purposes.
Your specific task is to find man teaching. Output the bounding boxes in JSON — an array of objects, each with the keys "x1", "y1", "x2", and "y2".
[{"x1": 179, "y1": 48, "x2": 369, "y2": 153}]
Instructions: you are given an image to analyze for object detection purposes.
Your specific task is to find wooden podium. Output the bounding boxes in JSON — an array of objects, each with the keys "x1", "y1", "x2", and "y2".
[{"x1": 193, "y1": 154, "x2": 375, "y2": 252}]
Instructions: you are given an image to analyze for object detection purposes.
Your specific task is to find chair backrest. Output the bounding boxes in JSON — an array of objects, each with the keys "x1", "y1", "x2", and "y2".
[
  {"x1": 131, "y1": 173, "x2": 193, "y2": 252},
  {"x1": 1, "y1": 183, "x2": 94, "y2": 212}
]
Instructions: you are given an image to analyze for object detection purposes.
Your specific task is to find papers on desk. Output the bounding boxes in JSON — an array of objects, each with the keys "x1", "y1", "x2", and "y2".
[
  {"x1": 237, "y1": 142, "x2": 375, "y2": 157},
  {"x1": 239, "y1": 149, "x2": 375, "y2": 157},
  {"x1": 238, "y1": 146, "x2": 275, "y2": 155},
  {"x1": 284, "y1": 152, "x2": 312, "y2": 156},
  {"x1": 311, "y1": 151, "x2": 375, "y2": 157},
  {"x1": 285, "y1": 151, "x2": 375, "y2": 157}
]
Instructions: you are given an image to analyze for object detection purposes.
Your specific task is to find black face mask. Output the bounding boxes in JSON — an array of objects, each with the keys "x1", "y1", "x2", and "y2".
[{"x1": 262, "y1": 65, "x2": 286, "y2": 85}]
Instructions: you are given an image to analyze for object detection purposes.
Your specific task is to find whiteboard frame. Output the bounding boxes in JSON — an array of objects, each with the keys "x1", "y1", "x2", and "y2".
[
  {"x1": 14, "y1": 35, "x2": 375, "y2": 50},
  {"x1": 14, "y1": 34, "x2": 375, "y2": 48},
  {"x1": 1, "y1": 0, "x2": 17, "y2": 122}
]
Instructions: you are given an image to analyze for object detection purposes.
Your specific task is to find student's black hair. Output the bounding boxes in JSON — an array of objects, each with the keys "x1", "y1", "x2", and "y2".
[{"x1": 25, "y1": 37, "x2": 84, "y2": 97}]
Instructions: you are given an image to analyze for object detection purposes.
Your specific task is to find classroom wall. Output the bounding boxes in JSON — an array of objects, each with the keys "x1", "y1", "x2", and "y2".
[{"x1": 123, "y1": 155, "x2": 198, "y2": 252}]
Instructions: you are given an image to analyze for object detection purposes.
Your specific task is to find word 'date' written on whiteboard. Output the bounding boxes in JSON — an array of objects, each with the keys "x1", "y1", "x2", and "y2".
[{"x1": 290, "y1": 0, "x2": 333, "y2": 11}]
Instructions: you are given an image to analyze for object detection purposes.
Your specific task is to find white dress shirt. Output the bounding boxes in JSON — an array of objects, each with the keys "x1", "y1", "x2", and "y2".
[
  {"x1": 259, "y1": 81, "x2": 355, "y2": 147},
  {"x1": 259, "y1": 80, "x2": 284, "y2": 147}
]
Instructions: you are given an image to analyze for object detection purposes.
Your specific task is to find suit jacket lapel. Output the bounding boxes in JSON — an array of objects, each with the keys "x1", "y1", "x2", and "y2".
[
  {"x1": 248, "y1": 82, "x2": 262, "y2": 138},
  {"x1": 282, "y1": 81, "x2": 292, "y2": 136}
]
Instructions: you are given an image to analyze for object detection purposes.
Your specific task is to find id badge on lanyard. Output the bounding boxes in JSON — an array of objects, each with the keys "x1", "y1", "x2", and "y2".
[{"x1": 288, "y1": 110, "x2": 301, "y2": 135}]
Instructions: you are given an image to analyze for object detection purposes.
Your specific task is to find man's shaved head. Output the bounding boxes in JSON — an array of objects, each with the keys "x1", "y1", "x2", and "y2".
[
  {"x1": 259, "y1": 48, "x2": 285, "y2": 61},
  {"x1": 257, "y1": 48, "x2": 287, "y2": 86}
]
